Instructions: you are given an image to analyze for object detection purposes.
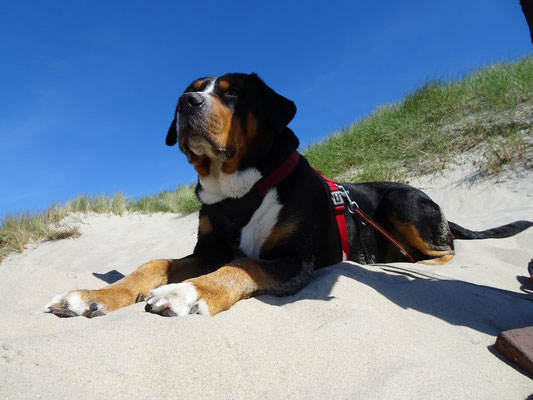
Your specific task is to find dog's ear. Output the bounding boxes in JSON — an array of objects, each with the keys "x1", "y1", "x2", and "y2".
[
  {"x1": 252, "y1": 73, "x2": 296, "y2": 134},
  {"x1": 166, "y1": 117, "x2": 177, "y2": 146}
]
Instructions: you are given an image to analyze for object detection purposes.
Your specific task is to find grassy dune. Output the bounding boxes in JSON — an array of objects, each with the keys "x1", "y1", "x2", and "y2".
[
  {"x1": 1, "y1": 56, "x2": 532, "y2": 263},
  {"x1": 304, "y1": 56, "x2": 533, "y2": 181},
  {"x1": 0, "y1": 185, "x2": 199, "y2": 262}
]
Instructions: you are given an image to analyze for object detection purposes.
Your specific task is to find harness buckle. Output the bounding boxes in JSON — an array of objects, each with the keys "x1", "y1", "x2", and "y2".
[
  {"x1": 331, "y1": 191, "x2": 344, "y2": 206},
  {"x1": 335, "y1": 184, "x2": 359, "y2": 214}
]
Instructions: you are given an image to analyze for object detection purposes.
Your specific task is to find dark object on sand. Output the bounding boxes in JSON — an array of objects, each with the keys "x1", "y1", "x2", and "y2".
[{"x1": 495, "y1": 326, "x2": 533, "y2": 376}]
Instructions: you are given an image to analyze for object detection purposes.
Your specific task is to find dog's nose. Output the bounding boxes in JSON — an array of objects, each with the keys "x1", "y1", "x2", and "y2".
[{"x1": 177, "y1": 93, "x2": 205, "y2": 115}]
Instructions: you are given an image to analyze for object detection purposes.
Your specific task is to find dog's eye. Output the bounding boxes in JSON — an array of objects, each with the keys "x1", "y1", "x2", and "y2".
[{"x1": 225, "y1": 88, "x2": 239, "y2": 97}]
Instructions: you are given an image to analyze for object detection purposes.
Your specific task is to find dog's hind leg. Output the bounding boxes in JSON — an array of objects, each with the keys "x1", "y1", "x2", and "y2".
[
  {"x1": 391, "y1": 220, "x2": 455, "y2": 265},
  {"x1": 383, "y1": 189, "x2": 455, "y2": 265}
]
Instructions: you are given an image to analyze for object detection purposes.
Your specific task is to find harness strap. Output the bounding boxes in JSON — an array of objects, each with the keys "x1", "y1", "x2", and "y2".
[{"x1": 314, "y1": 171, "x2": 351, "y2": 261}]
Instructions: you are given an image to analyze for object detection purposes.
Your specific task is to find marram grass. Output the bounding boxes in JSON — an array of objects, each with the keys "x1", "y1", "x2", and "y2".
[
  {"x1": 0, "y1": 185, "x2": 199, "y2": 263},
  {"x1": 304, "y1": 56, "x2": 533, "y2": 181}
]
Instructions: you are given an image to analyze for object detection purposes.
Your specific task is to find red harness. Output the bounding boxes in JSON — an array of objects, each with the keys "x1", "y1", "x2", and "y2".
[{"x1": 316, "y1": 172, "x2": 351, "y2": 260}]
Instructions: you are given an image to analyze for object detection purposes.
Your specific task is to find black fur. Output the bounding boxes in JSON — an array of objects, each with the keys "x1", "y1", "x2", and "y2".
[
  {"x1": 171, "y1": 73, "x2": 533, "y2": 297},
  {"x1": 166, "y1": 117, "x2": 177, "y2": 146},
  {"x1": 448, "y1": 220, "x2": 533, "y2": 240}
]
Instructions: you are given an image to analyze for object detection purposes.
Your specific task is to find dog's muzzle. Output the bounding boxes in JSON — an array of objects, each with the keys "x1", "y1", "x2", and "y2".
[{"x1": 177, "y1": 92, "x2": 205, "y2": 115}]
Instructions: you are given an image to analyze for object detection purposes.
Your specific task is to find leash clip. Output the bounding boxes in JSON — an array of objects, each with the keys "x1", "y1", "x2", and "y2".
[{"x1": 335, "y1": 184, "x2": 359, "y2": 214}]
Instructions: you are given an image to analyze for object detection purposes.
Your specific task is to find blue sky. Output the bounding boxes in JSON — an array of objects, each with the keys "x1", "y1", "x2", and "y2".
[{"x1": 1, "y1": 0, "x2": 531, "y2": 218}]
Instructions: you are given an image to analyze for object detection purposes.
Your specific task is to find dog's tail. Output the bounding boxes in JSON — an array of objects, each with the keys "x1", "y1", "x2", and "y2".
[{"x1": 449, "y1": 220, "x2": 533, "y2": 240}]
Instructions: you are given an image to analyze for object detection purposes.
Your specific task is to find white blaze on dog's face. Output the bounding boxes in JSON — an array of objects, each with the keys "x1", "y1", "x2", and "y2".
[
  {"x1": 185, "y1": 91, "x2": 216, "y2": 159},
  {"x1": 180, "y1": 78, "x2": 228, "y2": 159}
]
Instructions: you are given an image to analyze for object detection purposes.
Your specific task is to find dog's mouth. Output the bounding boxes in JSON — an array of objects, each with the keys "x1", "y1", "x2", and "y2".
[
  {"x1": 187, "y1": 135, "x2": 234, "y2": 160},
  {"x1": 178, "y1": 123, "x2": 235, "y2": 162}
]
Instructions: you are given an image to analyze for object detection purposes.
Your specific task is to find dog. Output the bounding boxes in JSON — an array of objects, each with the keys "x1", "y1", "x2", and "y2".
[{"x1": 45, "y1": 73, "x2": 533, "y2": 318}]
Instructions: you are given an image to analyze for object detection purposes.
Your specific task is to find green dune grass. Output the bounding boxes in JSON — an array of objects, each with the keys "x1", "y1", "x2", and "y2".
[
  {"x1": 304, "y1": 56, "x2": 533, "y2": 181},
  {"x1": 0, "y1": 185, "x2": 199, "y2": 262}
]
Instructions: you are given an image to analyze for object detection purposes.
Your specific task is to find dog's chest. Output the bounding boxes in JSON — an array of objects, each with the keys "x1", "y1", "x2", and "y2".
[
  {"x1": 199, "y1": 168, "x2": 284, "y2": 258},
  {"x1": 203, "y1": 188, "x2": 283, "y2": 258},
  {"x1": 240, "y1": 189, "x2": 282, "y2": 258}
]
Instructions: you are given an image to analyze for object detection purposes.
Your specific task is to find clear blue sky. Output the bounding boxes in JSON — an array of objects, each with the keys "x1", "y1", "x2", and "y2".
[{"x1": 1, "y1": 0, "x2": 531, "y2": 218}]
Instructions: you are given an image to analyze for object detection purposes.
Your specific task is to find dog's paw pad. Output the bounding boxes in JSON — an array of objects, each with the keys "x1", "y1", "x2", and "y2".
[
  {"x1": 45, "y1": 292, "x2": 106, "y2": 318},
  {"x1": 145, "y1": 282, "x2": 209, "y2": 317}
]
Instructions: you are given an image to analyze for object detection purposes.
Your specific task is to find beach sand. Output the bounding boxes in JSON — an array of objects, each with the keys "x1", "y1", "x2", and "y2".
[{"x1": 1, "y1": 166, "x2": 532, "y2": 399}]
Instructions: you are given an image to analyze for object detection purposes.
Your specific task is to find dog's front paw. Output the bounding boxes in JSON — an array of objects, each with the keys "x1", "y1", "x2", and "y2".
[
  {"x1": 45, "y1": 291, "x2": 107, "y2": 318},
  {"x1": 145, "y1": 282, "x2": 209, "y2": 317}
]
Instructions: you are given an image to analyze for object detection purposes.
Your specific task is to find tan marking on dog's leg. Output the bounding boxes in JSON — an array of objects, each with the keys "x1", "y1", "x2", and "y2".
[
  {"x1": 77, "y1": 259, "x2": 177, "y2": 311},
  {"x1": 186, "y1": 260, "x2": 277, "y2": 316},
  {"x1": 393, "y1": 221, "x2": 454, "y2": 263},
  {"x1": 417, "y1": 254, "x2": 454, "y2": 266},
  {"x1": 47, "y1": 257, "x2": 206, "y2": 317}
]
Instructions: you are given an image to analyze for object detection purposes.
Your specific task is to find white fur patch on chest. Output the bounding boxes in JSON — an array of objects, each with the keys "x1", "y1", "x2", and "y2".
[
  {"x1": 198, "y1": 168, "x2": 262, "y2": 204},
  {"x1": 240, "y1": 189, "x2": 282, "y2": 258}
]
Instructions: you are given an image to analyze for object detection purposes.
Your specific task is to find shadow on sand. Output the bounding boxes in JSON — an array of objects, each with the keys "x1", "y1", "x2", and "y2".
[
  {"x1": 93, "y1": 269, "x2": 125, "y2": 284},
  {"x1": 259, "y1": 262, "x2": 533, "y2": 336},
  {"x1": 91, "y1": 262, "x2": 533, "y2": 336}
]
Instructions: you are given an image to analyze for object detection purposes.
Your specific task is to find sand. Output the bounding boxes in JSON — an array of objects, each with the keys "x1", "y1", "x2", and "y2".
[{"x1": 1, "y1": 166, "x2": 532, "y2": 399}]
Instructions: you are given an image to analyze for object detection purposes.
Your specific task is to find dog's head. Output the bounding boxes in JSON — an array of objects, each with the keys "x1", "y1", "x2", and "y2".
[{"x1": 166, "y1": 73, "x2": 296, "y2": 176}]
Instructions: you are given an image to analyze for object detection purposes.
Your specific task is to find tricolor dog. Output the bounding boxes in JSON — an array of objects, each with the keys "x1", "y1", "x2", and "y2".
[{"x1": 46, "y1": 73, "x2": 533, "y2": 318}]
